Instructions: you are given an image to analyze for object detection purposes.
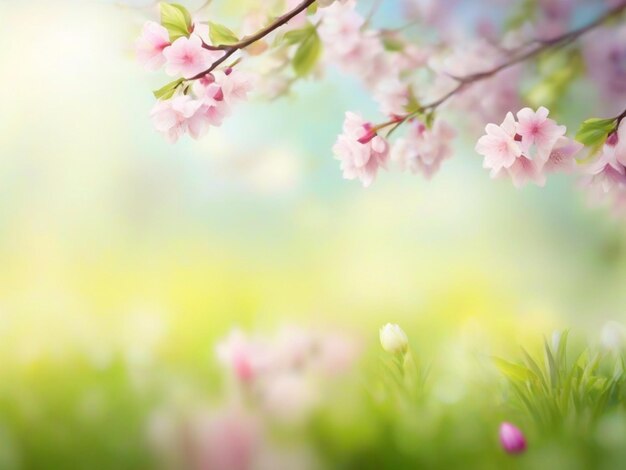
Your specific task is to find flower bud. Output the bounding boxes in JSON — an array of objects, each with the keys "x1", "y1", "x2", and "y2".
[
  {"x1": 379, "y1": 323, "x2": 408, "y2": 354},
  {"x1": 499, "y1": 422, "x2": 527, "y2": 454}
]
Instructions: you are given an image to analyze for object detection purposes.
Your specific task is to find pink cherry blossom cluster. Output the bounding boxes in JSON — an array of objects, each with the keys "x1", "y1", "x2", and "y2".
[
  {"x1": 476, "y1": 107, "x2": 582, "y2": 188},
  {"x1": 333, "y1": 112, "x2": 456, "y2": 187},
  {"x1": 148, "y1": 323, "x2": 360, "y2": 469},
  {"x1": 216, "y1": 326, "x2": 360, "y2": 419},
  {"x1": 318, "y1": 0, "x2": 390, "y2": 89},
  {"x1": 319, "y1": 0, "x2": 427, "y2": 97},
  {"x1": 132, "y1": 0, "x2": 626, "y2": 218},
  {"x1": 136, "y1": 21, "x2": 253, "y2": 143}
]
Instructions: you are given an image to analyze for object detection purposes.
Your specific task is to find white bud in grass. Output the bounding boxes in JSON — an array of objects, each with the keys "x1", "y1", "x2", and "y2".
[
  {"x1": 601, "y1": 321, "x2": 626, "y2": 352},
  {"x1": 379, "y1": 323, "x2": 408, "y2": 354}
]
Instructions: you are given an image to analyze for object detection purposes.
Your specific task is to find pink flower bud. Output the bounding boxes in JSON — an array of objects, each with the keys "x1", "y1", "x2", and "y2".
[
  {"x1": 213, "y1": 88, "x2": 225, "y2": 102},
  {"x1": 499, "y1": 422, "x2": 527, "y2": 454},
  {"x1": 357, "y1": 124, "x2": 377, "y2": 144}
]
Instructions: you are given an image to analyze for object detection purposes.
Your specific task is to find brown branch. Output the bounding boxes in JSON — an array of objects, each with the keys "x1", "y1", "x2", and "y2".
[
  {"x1": 190, "y1": 0, "x2": 317, "y2": 81},
  {"x1": 384, "y1": 1, "x2": 626, "y2": 132}
]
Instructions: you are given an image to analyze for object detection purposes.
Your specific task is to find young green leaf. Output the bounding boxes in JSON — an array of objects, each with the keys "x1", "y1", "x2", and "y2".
[
  {"x1": 292, "y1": 31, "x2": 322, "y2": 77},
  {"x1": 575, "y1": 117, "x2": 617, "y2": 147},
  {"x1": 404, "y1": 87, "x2": 421, "y2": 114},
  {"x1": 160, "y1": 2, "x2": 193, "y2": 42},
  {"x1": 153, "y1": 78, "x2": 185, "y2": 100},
  {"x1": 382, "y1": 35, "x2": 404, "y2": 52},
  {"x1": 283, "y1": 26, "x2": 314, "y2": 46},
  {"x1": 209, "y1": 22, "x2": 239, "y2": 46}
]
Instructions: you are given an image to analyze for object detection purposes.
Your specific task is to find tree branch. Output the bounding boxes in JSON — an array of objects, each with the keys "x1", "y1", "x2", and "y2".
[
  {"x1": 387, "y1": 2, "x2": 626, "y2": 130},
  {"x1": 191, "y1": 0, "x2": 317, "y2": 81}
]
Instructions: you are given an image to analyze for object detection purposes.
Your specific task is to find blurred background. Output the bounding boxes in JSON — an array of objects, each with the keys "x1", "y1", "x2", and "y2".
[{"x1": 1, "y1": 0, "x2": 626, "y2": 468}]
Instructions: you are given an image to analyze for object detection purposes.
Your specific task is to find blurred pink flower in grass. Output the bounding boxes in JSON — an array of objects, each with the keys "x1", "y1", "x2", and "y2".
[{"x1": 499, "y1": 422, "x2": 527, "y2": 455}]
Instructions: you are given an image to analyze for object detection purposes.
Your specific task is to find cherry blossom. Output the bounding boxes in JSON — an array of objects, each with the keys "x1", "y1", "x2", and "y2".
[
  {"x1": 163, "y1": 35, "x2": 224, "y2": 79},
  {"x1": 428, "y1": 40, "x2": 523, "y2": 125},
  {"x1": 135, "y1": 22, "x2": 170, "y2": 71},
  {"x1": 580, "y1": 132, "x2": 626, "y2": 201},
  {"x1": 215, "y1": 69, "x2": 255, "y2": 104},
  {"x1": 333, "y1": 112, "x2": 390, "y2": 187},
  {"x1": 583, "y1": 24, "x2": 626, "y2": 112},
  {"x1": 614, "y1": 119, "x2": 626, "y2": 166},
  {"x1": 392, "y1": 119, "x2": 456, "y2": 179},
  {"x1": 374, "y1": 79, "x2": 410, "y2": 118},
  {"x1": 543, "y1": 137, "x2": 583, "y2": 174},
  {"x1": 134, "y1": 0, "x2": 626, "y2": 217},
  {"x1": 475, "y1": 112, "x2": 521, "y2": 175},
  {"x1": 150, "y1": 95, "x2": 203, "y2": 143},
  {"x1": 318, "y1": 0, "x2": 391, "y2": 89},
  {"x1": 477, "y1": 108, "x2": 577, "y2": 188},
  {"x1": 215, "y1": 329, "x2": 270, "y2": 384},
  {"x1": 503, "y1": 155, "x2": 547, "y2": 189},
  {"x1": 190, "y1": 83, "x2": 229, "y2": 128},
  {"x1": 516, "y1": 106, "x2": 566, "y2": 165}
]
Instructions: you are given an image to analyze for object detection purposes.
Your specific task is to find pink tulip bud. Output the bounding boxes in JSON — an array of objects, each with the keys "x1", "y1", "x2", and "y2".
[{"x1": 499, "y1": 422, "x2": 527, "y2": 454}]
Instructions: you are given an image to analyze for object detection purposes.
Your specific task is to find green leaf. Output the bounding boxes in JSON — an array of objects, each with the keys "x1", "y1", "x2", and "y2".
[
  {"x1": 307, "y1": 2, "x2": 318, "y2": 15},
  {"x1": 404, "y1": 86, "x2": 421, "y2": 114},
  {"x1": 505, "y1": 0, "x2": 537, "y2": 32},
  {"x1": 382, "y1": 35, "x2": 404, "y2": 52},
  {"x1": 153, "y1": 78, "x2": 185, "y2": 100},
  {"x1": 575, "y1": 117, "x2": 617, "y2": 147},
  {"x1": 292, "y1": 31, "x2": 322, "y2": 76},
  {"x1": 494, "y1": 357, "x2": 532, "y2": 382},
  {"x1": 283, "y1": 26, "x2": 314, "y2": 46},
  {"x1": 209, "y1": 22, "x2": 239, "y2": 46},
  {"x1": 160, "y1": 2, "x2": 193, "y2": 42},
  {"x1": 544, "y1": 339, "x2": 559, "y2": 389}
]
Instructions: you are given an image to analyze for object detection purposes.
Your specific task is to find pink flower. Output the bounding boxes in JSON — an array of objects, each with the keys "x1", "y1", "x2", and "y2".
[
  {"x1": 543, "y1": 136, "x2": 583, "y2": 174},
  {"x1": 135, "y1": 22, "x2": 170, "y2": 71},
  {"x1": 318, "y1": 1, "x2": 391, "y2": 89},
  {"x1": 215, "y1": 69, "x2": 254, "y2": 104},
  {"x1": 374, "y1": 79, "x2": 409, "y2": 117},
  {"x1": 192, "y1": 76, "x2": 231, "y2": 127},
  {"x1": 505, "y1": 155, "x2": 547, "y2": 188},
  {"x1": 477, "y1": 108, "x2": 572, "y2": 188},
  {"x1": 392, "y1": 119, "x2": 456, "y2": 179},
  {"x1": 150, "y1": 95, "x2": 203, "y2": 143},
  {"x1": 215, "y1": 330, "x2": 270, "y2": 384},
  {"x1": 583, "y1": 25, "x2": 626, "y2": 113},
  {"x1": 516, "y1": 106, "x2": 566, "y2": 165},
  {"x1": 318, "y1": 1, "x2": 364, "y2": 56},
  {"x1": 429, "y1": 40, "x2": 522, "y2": 125},
  {"x1": 333, "y1": 112, "x2": 389, "y2": 187},
  {"x1": 499, "y1": 422, "x2": 527, "y2": 454},
  {"x1": 614, "y1": 119, "x2": 626, "y2": 166},
  {"x1": 476, "y1": 112, "x2": 521, "y2": 174},
  {"x1": 163, "y1": 35, "x2": 224, "y2": 79},
  {"x1": 191, "y1": 409, "x2": 261, "y2": 470},
  {"x1": 580, "y1": 132, "x2": 626, "y2": 201}
]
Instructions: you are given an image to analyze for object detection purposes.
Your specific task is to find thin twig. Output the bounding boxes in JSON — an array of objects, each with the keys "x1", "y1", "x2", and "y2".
[
  {"x1": 387, "y1": 2, "x2": 626, "y2": 131},
  {"x1": 190, "y1": 0, "x2": 317, "y2": 81}
]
